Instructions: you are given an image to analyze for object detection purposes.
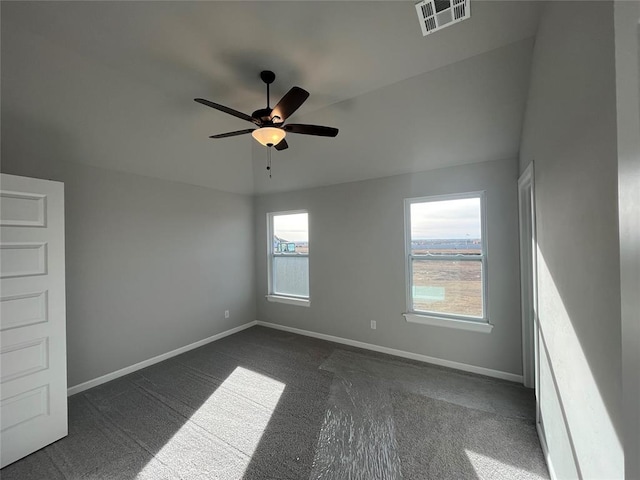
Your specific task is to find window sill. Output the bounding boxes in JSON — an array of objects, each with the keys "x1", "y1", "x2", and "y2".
[
  {"x1": 403, "y1": 313, "x2": 493, "y2": 333},
  {"x1": 266, "y1": 295, "x2": 310, "y2": 307}
]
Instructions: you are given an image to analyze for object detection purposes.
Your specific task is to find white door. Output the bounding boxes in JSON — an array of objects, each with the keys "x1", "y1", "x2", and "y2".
[{"x1": 0, "y1": 173, "x2": 67, "y2": 468}]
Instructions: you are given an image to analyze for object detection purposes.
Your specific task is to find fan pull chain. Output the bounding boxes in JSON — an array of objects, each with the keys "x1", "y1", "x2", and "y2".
[{"x1": 266, "y1": 147, "x2": 272, "y2": 178}]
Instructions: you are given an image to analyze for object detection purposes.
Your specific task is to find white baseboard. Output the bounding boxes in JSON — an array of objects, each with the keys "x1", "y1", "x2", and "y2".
[
  {"x1": 257, "y1": 321, "x2": 523, "y2": 383},
  {"x1": 67, "y1": 321, "x2": 257, "y2": 396},
  {"x1": 68, "y1": 319, "x2": 522, "y2": 396}
]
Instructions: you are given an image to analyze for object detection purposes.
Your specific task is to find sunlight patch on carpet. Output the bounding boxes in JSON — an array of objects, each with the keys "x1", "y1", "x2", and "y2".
[
  {"x1": 465, "y1": 449, "x2": 547, "y2": 480},
  {"x1": 136, "y1": 366, "x2": 285, "y2": 479}
]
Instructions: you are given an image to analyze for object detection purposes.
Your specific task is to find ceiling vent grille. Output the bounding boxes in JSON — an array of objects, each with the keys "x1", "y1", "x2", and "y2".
[{"x1": 415, "y1": 0, "x2": 470, "y2": 36}]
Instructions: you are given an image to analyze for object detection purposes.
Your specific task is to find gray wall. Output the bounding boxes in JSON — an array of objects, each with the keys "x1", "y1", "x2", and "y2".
[
  {"x1": 519, "y1": 2, "x2": 623, "y2": 477},
  {"x1": 1, "y1": 0, "x2": 256, "y2": 390},
  {"x1": 255, "y1": 158, "x2": 523, "y2": 376},
  {"x1": 615, "y1": 1, "x2": 640, "y2": 477},
  {"x1": 0, "y1": 156, "x2": 256, "y2": 388}
]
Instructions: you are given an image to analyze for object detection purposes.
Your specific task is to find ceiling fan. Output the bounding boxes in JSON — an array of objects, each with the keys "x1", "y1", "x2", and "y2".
[{"x1": 194, "y1": 70, "x2": 338, "y2": 152}]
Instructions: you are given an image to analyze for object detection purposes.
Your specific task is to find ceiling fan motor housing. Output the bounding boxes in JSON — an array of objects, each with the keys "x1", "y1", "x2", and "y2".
[
  {"x1": 260, "y1": 70, "x2": 276, "y2": 85},
  {"x1": 252, "y1": 108, "x2": 274, "y2": 123}
]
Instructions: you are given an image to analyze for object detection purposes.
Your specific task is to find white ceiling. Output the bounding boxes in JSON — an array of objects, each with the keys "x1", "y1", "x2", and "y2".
[{"x1": 1, "y1": 1, "x2": 542, "y2": 195}]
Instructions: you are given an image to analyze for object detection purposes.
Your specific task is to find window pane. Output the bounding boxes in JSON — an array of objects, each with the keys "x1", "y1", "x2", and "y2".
[
  {"x1": 410, "y1": 197, "x2": 482, "y2": 255},
  {"x1": 272, "y1": 213, "x2": 308, "y2": 254},
  {"x1": 411, "y1": 259, "x2": 483, "y2": 318},
  {"x1": 273, "y1": 256, "x2": 309, "y2": 297}
]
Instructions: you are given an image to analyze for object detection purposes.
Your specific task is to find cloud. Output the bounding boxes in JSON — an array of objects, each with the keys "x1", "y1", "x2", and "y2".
[
  {"x1": 410, "y1": 198, "x2": 481, "y2": 239},
  {"x1": 273, "y1": 213, "x2": 309, "y2": 242}
]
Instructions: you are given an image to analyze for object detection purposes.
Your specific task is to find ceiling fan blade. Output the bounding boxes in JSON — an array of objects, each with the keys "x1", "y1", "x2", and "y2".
[
  {"x1": 283, "y1": 124, "x2": 339, "y2": 137},
  {"x1": 270, "y1": 87, "x2": 309, "y2": 124},
  {"x1": 274, "y1": 139, "x2": 289, "y2": 151},
  {"x1": 209, "y1": 129, "x2": 254, "y2": 139},
  {"x1": 195, "y1": 98, "x2": 259, "y2": 125}
]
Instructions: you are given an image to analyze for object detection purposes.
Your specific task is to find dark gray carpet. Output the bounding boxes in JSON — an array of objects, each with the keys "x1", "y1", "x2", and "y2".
[
  {"x1": 392, "y1": 391, "x2": 548, "y2": 480},
  {"x1": 1, "y1": 326, "x2": 549, "y2": 479}
]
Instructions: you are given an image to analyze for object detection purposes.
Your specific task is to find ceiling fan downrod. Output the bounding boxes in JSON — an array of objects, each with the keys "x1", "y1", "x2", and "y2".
[{"x1": 260, "y1": 70, "x2": 276, "y2": 110}]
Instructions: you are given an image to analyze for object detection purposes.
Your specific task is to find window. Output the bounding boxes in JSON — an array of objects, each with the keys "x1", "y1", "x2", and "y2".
[
  {"x1": 404, "y1": 193, "x2": 491, "y2": 332},
  {"x1": 266, "y1": 211, "x2": 310, "y2": 307}
]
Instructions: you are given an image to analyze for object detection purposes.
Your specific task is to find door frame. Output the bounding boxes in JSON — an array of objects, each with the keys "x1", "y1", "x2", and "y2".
[{"x1": 518, "y1": 162, "x2": 538, "y2": 391}]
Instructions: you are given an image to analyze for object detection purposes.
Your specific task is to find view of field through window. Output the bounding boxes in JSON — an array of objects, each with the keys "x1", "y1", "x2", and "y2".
[
  {"x1": 271, "y1": 212, "x2": 309, "y2": 298},
  {"x1": 409, "y1": 197, "x2": 484, "y2": 318}
]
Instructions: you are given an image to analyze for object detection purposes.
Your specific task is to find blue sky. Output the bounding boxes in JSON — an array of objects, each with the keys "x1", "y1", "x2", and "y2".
[{"x1": 410, "y1": 197, "x2": 481, "y2": 239}]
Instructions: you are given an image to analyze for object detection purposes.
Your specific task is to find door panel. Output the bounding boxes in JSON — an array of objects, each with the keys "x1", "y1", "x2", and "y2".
[{"x1": 0, "y1": 173, "x2": 67, "y2": 468}]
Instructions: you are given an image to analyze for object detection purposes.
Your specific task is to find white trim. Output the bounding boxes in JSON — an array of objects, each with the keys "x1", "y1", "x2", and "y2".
[
  {"x1": 256, "y1": 321, "x2": 522, "y2": 383},
  {"x1": 67, "y1": 321, "x2": 257, "y2": 396},
  {"x1": 537, "y1": 421, "x2": 558, "y2": 480},
  {"x1": 405, "y1": 191, "x2": 486, "y2": 204},
  {"x1": 518, "y1": 162, "x2": 537, "y2": 389},
  {"x1": 403, "y1": 313, "x2": 493, "y2": 333},
  {"x1": 265, "y1": 295, "x2": 311, "y2": 307},
  {"x1": 266, "y1": 210, "x2": 310, "y2": 299},
  {"x1": 403, "y1": 191, "x2": 489, "y2": 322},
  {"x1": 266, "y1": 208, "x2": 308, "y2": 217}
]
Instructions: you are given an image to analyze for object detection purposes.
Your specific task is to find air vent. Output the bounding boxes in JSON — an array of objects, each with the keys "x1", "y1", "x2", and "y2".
[{"x1": 415, "y1": 0, "x2": 470, "y2": 36}]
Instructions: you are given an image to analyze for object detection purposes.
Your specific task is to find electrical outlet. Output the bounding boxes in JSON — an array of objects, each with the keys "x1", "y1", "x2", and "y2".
[
  {"x1": 224, "y1": 310, "x2": 230, "y2": 319},
  {"x1": 370, "y1": 320, "x2": 376, "y2": 330}
]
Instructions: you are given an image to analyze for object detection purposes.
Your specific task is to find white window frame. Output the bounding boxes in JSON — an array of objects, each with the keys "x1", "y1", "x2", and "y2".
[
  {"x1": 266, "y1": 209, "x2": 310, "y2": 307},
  {"x1": 403, "y1": 192, "x2": 492, "y2": 333}
]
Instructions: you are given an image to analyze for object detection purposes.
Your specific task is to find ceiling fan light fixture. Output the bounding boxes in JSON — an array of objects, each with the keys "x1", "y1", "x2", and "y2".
[
  {"x1": 196, "y1": 71, "x2": 337, "y2": 151},
  {"x1": 252, "y1": 127, "x2": 286, "y2": 147}
]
